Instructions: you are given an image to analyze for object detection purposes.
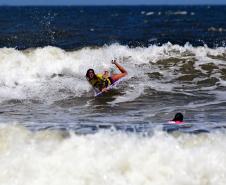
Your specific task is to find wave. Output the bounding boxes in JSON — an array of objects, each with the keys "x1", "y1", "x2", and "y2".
[
  {"x1": 0, "y1": 124, "x2": 226, "y2": 185},
  {"x1": 0, "y1": 43, "x2": 226, "y2": 104},
  {"x1": 166, "y1": 11, "x2": 188, "y2": 15},
  {"x1": 208, "y1": 27, "x2": 226, "y2": 32},
  {"x1": 140, "y1": 11, "x2": 193, "y2": 16}
]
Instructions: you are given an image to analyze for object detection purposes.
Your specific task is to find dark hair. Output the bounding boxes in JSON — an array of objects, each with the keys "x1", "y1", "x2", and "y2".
[
  {"x1": 86, "y1": 69, "x2": 96, "y2": 80},
  {"x1": 172, "y1": 112, "x2": 183, "y2": 122}
]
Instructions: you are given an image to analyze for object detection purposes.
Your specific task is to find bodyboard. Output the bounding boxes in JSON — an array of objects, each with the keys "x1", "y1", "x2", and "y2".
[{"x1": 94, "y1": 79, "x2": 123, "y2": 97}]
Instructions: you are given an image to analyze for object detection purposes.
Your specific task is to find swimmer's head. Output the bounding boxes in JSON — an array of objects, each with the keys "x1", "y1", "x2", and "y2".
[{"x1": 172, "y1": 112, "x2": 183, "y2": 122}]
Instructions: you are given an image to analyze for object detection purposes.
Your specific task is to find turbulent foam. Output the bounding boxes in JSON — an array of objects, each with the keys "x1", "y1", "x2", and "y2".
[
  {"x1": 1, "y1": 124, "x2": 226, "y2": 185},
  {"x1": 166, "y1": 11, "x2": 188, "y2": 15},
  {"x1": 0, "y1": 43, "x2": 226, "y2": 103}
]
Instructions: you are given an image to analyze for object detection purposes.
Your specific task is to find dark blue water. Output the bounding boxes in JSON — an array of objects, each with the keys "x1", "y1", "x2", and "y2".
[{"x1": 0, "y1": 5, "x2": 226, "y2": 49}]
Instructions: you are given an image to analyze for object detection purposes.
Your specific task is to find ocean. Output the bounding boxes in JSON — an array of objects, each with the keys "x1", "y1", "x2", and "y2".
[{"x1": 0, "y1": 5, "x2": 226, "y2": 184}]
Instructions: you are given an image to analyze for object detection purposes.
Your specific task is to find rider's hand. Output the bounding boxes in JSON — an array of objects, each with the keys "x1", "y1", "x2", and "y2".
[
  {"x1": 111, "y1": 59, "x2": 117, "y2": 64},
  {"x1": 101, "y1": 87, "x2": 108, "y2": 93}
]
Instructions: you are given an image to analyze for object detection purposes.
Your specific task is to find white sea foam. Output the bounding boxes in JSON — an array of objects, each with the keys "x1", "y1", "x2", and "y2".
[
  {"x1": 140, "y1": 11, "x2": 146, "y2": 15},
  {"x1": 1, "y1": 124, "x2": 226, "y2": 185},
  {"x1": 208, "y1": 27, "x2": 226, "y2": 32},
  {"x1": 174, "y1": 11, "x2": 187, "y2": 15},
  {"x1": 146, "y1": 12, "x2": 154, "y2": 16},
  {"x1": 166, "y1": 11, "x2": 188, "y2": 15},
  {"x1": 0, "y1": 43, "x2": 225, "y2": 103},
  {"x1": 109, "y1": 84, "x2": 145, "y2": 105}
]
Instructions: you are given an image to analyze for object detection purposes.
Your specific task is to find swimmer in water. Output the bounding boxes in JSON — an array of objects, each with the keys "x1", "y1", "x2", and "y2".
[{"x1": 168, "y1": 112, "x2": 184, "y2": 124}]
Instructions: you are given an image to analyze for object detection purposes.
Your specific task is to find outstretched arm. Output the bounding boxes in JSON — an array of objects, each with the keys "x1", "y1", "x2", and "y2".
[
  {"x1": 111, "y1": 60, "x2": 128, "y2": 82},
  {"x1": 112, "y1": 60, "x2": 128, "y2": 74}
]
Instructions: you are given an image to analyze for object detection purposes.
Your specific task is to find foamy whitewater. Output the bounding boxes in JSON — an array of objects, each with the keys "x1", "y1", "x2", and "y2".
[
  {"x1": 1, "y1": 124, "x2": 226, "y2": 185},
  {"x1": 0, "y1": 43, "x2": 226, "y2": 102},
  {"x1": 1, "y1": 5, "x2": 226, "y2": 184}
]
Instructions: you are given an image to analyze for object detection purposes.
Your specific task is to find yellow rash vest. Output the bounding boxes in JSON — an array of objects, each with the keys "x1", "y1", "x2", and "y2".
[{"x1": 89, "y1": 74, "x2": 112, "y2": 91}]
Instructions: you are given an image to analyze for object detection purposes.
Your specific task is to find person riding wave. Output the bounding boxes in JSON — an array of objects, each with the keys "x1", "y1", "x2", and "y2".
[{"x1": 86, "y1": 60, "x2": 127, "y2": 93}]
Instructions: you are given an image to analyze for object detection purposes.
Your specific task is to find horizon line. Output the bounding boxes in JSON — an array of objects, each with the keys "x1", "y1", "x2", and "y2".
[{"x1": 0, "y1": 4, "x2": 226, "y2": 6}]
